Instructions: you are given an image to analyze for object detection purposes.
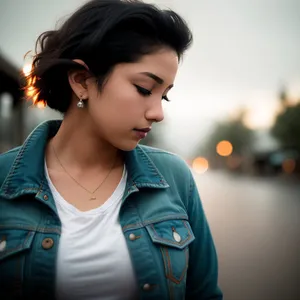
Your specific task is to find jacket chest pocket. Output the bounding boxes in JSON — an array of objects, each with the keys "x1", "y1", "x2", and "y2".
[
  {"x1": 0, "y1": 229, "x2": 36, "y2": 298},
  {"x1": 146, "y1": 219, "x2": 195, "y2": 284}
]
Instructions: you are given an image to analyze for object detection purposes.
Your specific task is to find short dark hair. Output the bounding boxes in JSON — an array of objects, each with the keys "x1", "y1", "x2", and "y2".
[{"x1": 25, "y1": 0, "x2": 193, "y2": 113}]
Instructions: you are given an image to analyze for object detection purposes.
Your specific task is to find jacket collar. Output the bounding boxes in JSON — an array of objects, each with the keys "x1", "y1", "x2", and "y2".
[{"x1": 0, "y1": 120, "x2": 168, "y2": 200}]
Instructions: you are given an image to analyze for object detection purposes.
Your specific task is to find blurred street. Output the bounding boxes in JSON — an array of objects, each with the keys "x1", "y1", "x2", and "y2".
[{"x1": 195, "y1": 171, "x2": 300, "y2": 300}]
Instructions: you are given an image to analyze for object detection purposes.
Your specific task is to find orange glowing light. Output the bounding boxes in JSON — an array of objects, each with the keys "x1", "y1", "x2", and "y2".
[
  {"x1": 36, "y1": 101, "x2": 46, "y2": 109},
  {"x1": 26, "y1": 87, "x2": 37, "y2": 97},
  {"x1": 282, "y1": 159, "x2": 296, "y2": 174},
  {"x1": 192, "y1": 157, "x2": 209, "y2": 174},
  {"x1": 23, "y1": 64, "x2": 32, "y2": 76},
  {"x1": 216, "y1": 140, "x2": 233, "y2": 157},
  {"x1": 32, "y1": 94, "x2": 38, "y2": 103},
  {"x1": 23, "y1": 71, "x2": 47, "y2": 108}
]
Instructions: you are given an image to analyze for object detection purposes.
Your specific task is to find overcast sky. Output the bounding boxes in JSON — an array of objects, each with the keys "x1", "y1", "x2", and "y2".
[{"x1": 1, "y1": 0, "x2": 300, "y2": 156}]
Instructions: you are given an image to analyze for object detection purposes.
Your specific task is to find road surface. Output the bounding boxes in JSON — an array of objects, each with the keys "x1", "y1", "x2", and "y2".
[{"x1": 194, "y1": 170, "x2": 300, "y2": 300}]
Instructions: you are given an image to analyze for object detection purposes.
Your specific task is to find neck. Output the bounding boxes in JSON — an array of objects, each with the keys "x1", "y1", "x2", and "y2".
[{"x1": 47, "y1": 114, "x2": 122, "y2": 172}]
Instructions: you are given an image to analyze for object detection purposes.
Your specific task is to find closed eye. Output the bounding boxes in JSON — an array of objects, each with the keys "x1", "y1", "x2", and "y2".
[
  {"x1": 134, "y1": 85, "x2": 152, "y2": 96},
  {"x1": 134, "y1": 85, "x2": 171, "y2": 102}
]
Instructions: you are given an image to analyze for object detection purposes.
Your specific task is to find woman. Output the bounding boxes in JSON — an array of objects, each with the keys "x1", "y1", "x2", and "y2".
[{"x1": 0, "y1": 0, "x2": 223, "y2": 299}]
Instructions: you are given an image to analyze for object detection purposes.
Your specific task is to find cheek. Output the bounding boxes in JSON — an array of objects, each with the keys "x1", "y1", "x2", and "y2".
[
  {"x1": 107, "y1": 85, "x2": 144, "y2": 113},
  {"x1": 90, "y1": 87, "x2": 144, "y2": 123}
]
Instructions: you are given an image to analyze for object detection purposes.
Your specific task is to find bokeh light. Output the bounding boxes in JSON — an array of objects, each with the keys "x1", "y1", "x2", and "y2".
[
  {"x1": 216, "y1": 140, "x2": 233, "y2": 157},
  {"x1": 192, "y1": 157, "x2": 209, "y2": 174}
]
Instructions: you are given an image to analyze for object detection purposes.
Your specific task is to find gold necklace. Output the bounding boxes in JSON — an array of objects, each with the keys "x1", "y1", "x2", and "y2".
[{"x1": 51, "y1": 144, "x2": 117, "y2": 201}]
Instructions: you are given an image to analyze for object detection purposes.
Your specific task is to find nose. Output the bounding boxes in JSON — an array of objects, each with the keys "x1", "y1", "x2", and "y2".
[{"x1": 145, "y1": 98, "x2": 164, "y2": 123}]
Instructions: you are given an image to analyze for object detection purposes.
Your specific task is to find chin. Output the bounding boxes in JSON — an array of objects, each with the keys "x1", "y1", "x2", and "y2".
[{"x1": 115, "y1": 140, "x2": 140, "y2": 152}]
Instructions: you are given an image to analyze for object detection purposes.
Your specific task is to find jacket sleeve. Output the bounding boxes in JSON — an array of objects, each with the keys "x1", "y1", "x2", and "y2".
[{"x1": 185, "y1": 171, "x2": 223, "y2": 300}]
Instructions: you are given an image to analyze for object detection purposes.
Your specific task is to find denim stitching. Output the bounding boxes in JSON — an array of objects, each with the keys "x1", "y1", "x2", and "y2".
[
  {"x1": 2, "y1": 122, "x2": 48, "y2": 195},
  {"x1": 160, "y1": 247, "x2": 169, "y2": 278},
  {"x1": 121, "y1": 222, "x2": 143, "y2": 231},
  {"x1": 185, "y1": 246, "x2": 189, "y2": 270},
  {"x1": 36, "y1": 179, "x2": 46, "y2": 196},
  {"x1": 165, "y1": 248, "x2": 179, "y2": 284},
  {"x1": 144, "y1": 215, "x2": 188, "y2": 225},
  {"x1": 149, "y1": 222, "x2": 192, "y2": 247},
  {"x1": 1, "y1": 189, "x2": 40, "y2": 200},
  {"x1": 164, "y1": 246, "x2": 189, "y2": 284},
  {"x1": 165, "y1": 249, "x2": 174, "y2": 299},
  {"x1": 3, "y1": 131, "x2": 33, "y2": 193},
  {"x1": 3, "y1": 188, "x2": 40, "y2": 198},
  {"x1": 135, "y1": 183, "x2": 166, "y2": 188},
  {"x1": 3, "y1": 179, "x2": 48, "y2": 199},
  {"x1": 181, "y1": 248, "x2": 189, "y2": 282},
  {"x1": 165, "y1": 248, "x2": 173, "y2": 278},
  {"x1": 143, "y1": 215, "x2": 188, "y2": 226},
  {"x1": 0, "y1": 225, "x2": 61, "y2": 235},
  {"x1": 160, "y1": 247, "x2": 174, "y2": 299},
  {"x1": 136, "y1": 146, "x2": 168, "y2": 184},
  {"x1": 122, "y1": 215, "x2": 189, "y2": 232},
  {"x1": 183, "y1": 221, "x2": 192, "y2": 232},
  {"x1": 0, "y1": 225, "x2": 37, "y2": 231}
]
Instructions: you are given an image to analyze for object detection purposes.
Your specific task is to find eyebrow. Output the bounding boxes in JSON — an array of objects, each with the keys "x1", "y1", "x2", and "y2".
[{"x1": 139, "y1": 72, "x2": 174, "y2": 89}]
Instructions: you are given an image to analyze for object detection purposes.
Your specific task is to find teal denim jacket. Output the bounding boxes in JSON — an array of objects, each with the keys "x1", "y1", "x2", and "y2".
[{"x1": 0, "y1": 120, "x2": 223, "y2": 300}]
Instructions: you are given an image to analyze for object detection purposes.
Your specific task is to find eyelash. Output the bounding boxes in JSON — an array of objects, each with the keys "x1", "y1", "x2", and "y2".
[{"x1": 134, "y1": 85, "x2": 171, "y2": 102}]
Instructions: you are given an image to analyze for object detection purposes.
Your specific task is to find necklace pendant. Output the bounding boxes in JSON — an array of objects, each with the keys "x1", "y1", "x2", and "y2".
[{"x1": 90, "y1": 196, "x2": 97, "y2": 200}]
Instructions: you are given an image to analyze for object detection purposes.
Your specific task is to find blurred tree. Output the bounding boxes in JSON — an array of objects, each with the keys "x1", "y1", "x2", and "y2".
[
  {"x1": 279, "y1": 86, "x2": 289, "y2": 107},
  {"x1": 199, "y1": 109, "x2": 254, "y2": 158},
  {"x1": 271, "y1": 89, "x2": 300, "y2": 151}
]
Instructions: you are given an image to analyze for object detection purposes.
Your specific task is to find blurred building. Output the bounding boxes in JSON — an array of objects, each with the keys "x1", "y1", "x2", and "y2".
[
  {"x1": 0, "y1": 54, "x2": 63, "y2": 154},
  {"x1": 0, "y1": 54, "x2": 24, "y2": 153}
]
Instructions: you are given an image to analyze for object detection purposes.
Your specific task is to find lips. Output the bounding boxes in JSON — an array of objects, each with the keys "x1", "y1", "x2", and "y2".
[
  {"x1": 133, "y1": 127, "x2": 151, "y2": 139},
  {"x1": 134, "y1": 128, "x2": 151, "y2": 133}
]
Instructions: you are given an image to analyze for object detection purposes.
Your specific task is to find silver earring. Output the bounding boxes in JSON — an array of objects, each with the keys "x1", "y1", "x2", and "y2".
[{"x1": 77, "y1": 97, "x2": 84, "y2": 108}]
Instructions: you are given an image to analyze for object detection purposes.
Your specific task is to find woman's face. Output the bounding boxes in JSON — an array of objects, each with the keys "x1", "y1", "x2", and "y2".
[{"x1": 84, "y1": 48, "x2": 179, "y2": 151}]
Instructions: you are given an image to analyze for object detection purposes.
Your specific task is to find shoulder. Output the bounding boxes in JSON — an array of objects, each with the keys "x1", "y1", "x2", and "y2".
[
  {"x1": 139, "y1": 145, "x2": 189, "y2": 169},
  {"x1": 0, "y1": 146, "x2": 21, "y2": 187},
  {"x1": 138, "y1": 145, "x2": 192, "y2": 184}
]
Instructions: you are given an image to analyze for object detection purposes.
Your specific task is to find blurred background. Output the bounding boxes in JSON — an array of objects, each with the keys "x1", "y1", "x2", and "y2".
[{"x1": 0, "y1": 0, "x2": 299, "y2": 299}]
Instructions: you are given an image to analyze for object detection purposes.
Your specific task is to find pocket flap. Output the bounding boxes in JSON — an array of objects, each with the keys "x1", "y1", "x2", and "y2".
[
  {"x1": 0, "y1": 229, "x2": 35, "y2": 261},
  {"x1": 146, "y1": 219, "x2": 195, "y2": 250}
]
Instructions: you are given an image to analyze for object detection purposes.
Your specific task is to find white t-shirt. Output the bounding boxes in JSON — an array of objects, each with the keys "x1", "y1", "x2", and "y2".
[{"x1": 45, "y1": 163, "x2": 138, "y2": 300}]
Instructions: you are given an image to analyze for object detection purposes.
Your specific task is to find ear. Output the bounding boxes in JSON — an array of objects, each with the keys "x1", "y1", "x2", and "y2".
[{"x1": 68, "y1": 59, "x2": 91, "y2": 100}]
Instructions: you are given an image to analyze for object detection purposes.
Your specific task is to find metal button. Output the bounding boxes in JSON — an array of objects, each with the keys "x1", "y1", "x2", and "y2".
[
  {"x1": 129, "y1": 233, "x2": 136, "y2": 241},
  {"x1": 173, "y1": 231, "x2": 181, "y2": 243},
  {"x1": 0, "y1": 239, "x2": 6, "y2": 252},
  {"x1": 42, "y1": 238, "x2": 54, "y2": 250},
  {"x1": 172, "y1": 227, "x2": 182, "y2": 243},
  {"x1": 143, "y1": 283, "x2": 151, "y2": 291},
  {"x1": 43, "y1": 195, "x2": 49, "y2": 201}
]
